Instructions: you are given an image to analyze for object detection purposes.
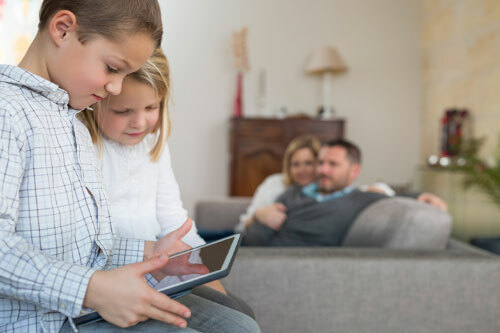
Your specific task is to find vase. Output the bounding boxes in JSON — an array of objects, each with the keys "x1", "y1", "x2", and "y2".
[{"x1": 233, "y1": 72, "x2": 243, "y2": 118}]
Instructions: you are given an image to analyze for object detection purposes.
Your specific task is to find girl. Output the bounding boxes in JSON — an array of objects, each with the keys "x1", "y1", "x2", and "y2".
[
  {"x1": 80, "y1": 47, "x2": 254, "y2": 317},
  {"x1": 82, "y1": 48, "x2": 203, "y2": 248}
]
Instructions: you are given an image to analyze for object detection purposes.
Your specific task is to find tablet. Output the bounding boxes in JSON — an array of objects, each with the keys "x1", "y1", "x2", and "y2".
[{"x1": 73, "y1": 233, "x2": 241, "y2": 326}]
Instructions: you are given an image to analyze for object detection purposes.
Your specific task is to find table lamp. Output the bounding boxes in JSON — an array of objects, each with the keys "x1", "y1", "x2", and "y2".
[{"x1": 305, "y1": 46, "x2": 347, "y2": 117}]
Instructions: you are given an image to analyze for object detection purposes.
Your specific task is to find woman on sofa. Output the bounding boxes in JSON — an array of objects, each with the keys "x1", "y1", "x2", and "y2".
[{"x1": 235, "y1": 135, "x2": 321, "y2": 233}]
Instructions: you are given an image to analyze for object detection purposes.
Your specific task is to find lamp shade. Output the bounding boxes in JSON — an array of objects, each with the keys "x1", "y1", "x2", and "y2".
[{"x1": 305, "y1": 46, "x2": 347, "y2": 75}]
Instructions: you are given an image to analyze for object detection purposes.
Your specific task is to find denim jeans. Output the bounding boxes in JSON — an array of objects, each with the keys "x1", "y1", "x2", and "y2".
[{"x1": 60, "y1": 294, "x2": 260, "y2": 333}]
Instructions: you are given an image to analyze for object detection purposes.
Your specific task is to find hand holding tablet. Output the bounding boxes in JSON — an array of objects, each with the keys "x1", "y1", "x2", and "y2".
[{"x1": 74, "y1": 233, "x2": 242, "y2": 326}]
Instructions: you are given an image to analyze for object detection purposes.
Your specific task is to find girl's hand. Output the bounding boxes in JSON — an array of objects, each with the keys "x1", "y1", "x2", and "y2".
[
  {"x1": 153, "y1": 218, "x2": 193, "y2": 256},
  {"x1": 146, "y1": 219, "x2": 208, "y2": 281}
]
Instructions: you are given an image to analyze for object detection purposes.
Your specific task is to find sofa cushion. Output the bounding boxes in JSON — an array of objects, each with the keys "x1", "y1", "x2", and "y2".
[
  {"x1": 342, "y1": 197, "x2": 452, "y2": 249},
  {"x1": 195, "y1": 197, "x2": 251, "y2": 230}
]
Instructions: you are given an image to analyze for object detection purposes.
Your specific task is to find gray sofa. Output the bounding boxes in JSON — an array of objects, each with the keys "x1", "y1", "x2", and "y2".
[{"x1": 195, "y1": 197, "x2": 500, "y2": 333}]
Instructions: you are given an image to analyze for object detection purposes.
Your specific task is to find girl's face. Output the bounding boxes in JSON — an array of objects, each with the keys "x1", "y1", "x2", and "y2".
[
  {"x1": 289, "y1": 147, "x2": 317, "y2": 186},
  {"x1": 97, "y1": 79, "x2": 161, "y2": 146}
]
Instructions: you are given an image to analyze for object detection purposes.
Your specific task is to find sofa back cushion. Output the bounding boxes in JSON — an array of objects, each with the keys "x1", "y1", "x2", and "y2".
[
  {"x1": 342, "y1": 197, "x2": 452, "y2": 249},
  {"x1": 195, "y1": 197, "x2": 252, "y2": 230}
]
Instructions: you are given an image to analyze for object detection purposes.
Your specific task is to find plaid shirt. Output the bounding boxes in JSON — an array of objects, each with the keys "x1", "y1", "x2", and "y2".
[{"x1": 0, "y1": 65, "x2": 145, "y2": 332}]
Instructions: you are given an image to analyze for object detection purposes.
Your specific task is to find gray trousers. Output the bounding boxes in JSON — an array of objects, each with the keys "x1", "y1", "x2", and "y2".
[
  {"x1": 61, "y1": 294, "x2": 260, "y2": 333},
  {"x1": 191, "y1": 286, "x2": 255, "y2": 319}
]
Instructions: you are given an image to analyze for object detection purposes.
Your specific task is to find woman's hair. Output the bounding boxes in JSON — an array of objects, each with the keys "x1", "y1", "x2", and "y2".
[
  {"x1": 38, "y1": 0, "x2": 163, "y2": 48},
  {"x1": 282, "y1": 134, "x2": 322, "y2": 186},
  {"x1": 80, "y1": 47, "x2": 171, "y2": 162}
]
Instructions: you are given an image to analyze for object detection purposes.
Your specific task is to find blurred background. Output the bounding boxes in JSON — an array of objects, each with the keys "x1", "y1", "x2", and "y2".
[{"x1": 3, "y1": 0, "x2": 500, "y2": 241}]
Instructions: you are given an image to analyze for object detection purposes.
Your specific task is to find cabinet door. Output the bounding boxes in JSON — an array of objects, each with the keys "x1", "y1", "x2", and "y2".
[
  {"x1": 229, "y1": 118, "x2": 345, "y2": 196},
  {"x1": 230, "y1": 143, "x2": 283, "y2": 196}
]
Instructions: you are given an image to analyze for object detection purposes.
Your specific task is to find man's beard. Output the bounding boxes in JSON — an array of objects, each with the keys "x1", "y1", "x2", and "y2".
[{"x1": 318, "y1": 176, "x2": 347, "y2": 194}]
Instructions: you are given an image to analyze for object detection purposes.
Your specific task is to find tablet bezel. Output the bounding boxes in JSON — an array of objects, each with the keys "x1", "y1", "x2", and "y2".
[{"x1": 73, "y1": 233, "x2": 241, "y2": 326}]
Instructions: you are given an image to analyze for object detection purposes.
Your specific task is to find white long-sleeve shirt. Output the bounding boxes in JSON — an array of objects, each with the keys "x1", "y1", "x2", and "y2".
[
  {"x1": 99, "y1": 135, "x2": 205, "y2": 247},
  {"x1": 235, "y1": 173, "x2": 286, "y2": 233}
]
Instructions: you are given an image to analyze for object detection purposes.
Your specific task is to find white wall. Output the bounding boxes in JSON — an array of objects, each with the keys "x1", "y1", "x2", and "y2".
[{"x1": 160, "y1": 0, "x2": 422, "y2": 213}]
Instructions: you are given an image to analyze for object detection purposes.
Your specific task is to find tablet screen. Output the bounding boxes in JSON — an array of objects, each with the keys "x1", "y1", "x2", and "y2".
[{"x1": 155, "y1": 235, "x2": 236, "y2": 292}]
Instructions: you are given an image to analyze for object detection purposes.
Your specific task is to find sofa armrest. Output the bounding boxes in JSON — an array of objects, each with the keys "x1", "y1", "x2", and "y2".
[
  {"x1": 343, "y1": 197, "x2": 452, "y2": 249},
  {"x1": 194, "y1": 197, "x2": 251, "y2": 230}
]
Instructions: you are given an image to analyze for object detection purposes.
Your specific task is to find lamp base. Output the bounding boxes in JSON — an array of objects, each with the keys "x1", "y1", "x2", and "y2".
[{"x1": 316, "y1": 105, "x2": 335, "y2": 119}]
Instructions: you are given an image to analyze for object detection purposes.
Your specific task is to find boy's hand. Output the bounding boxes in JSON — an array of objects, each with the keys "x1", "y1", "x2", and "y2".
[{"x1": 83, "y1": 255, "x2": 191, "y2": 328}]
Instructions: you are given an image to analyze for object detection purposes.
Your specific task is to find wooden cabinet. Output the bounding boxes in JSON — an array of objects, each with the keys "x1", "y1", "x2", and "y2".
[{"x1": 229, "y1": 117, "x2": 345, "y2": 196}]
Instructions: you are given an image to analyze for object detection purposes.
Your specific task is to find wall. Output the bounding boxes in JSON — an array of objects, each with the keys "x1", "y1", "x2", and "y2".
[
  {"x1": 422, "y1": 0, "x2": 500, "y2": 159},
  {"x1": 0, "y1": 0, "x2": 42, "y2": 64},
  {"x1": 421, "y1": 0, "x2": 500, "y2": 239},
  {"x1": 161, "y1": 0, "x2": 422, "y2": 213}
]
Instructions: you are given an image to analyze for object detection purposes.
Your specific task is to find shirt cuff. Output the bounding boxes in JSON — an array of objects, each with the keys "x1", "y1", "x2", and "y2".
[
  {"x1": 40, "y1": 261, "x2": 97, "y2": 317},
  {"x1": 105, "y1": 238, "x2": 145, "y2": 269}
]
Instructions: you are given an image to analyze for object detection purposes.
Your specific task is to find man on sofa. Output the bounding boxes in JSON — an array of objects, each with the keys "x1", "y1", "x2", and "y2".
[{"x1": 242, "y1": 139, "x2": 447, "y2": 246}]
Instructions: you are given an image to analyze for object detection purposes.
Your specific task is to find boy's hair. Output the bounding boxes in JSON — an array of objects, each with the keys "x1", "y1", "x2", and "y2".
[
  {"x1": 323, "y1": 139, "x2": 361, "y2": 165},
  {"x1": 38, "y1": 0, "x2": 163, "y2": 47},
  {"x1": 282, "y1": 134, "x2": 322, "y2": 186},
  {"x1": 81, "y1": 47, "x2": 171, "y2": 162}
]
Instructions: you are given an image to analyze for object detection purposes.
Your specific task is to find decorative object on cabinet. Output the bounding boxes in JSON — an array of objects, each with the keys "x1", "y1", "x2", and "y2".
[
  {"x1": 229, "y1": 116, "x2": 344, "y2": 196},
  {"x1": 440, "y1": 108, "x2": 471, "y2": 157},
  {"x1": 305, "y1": 46, "x2": 347, "y2": 119},
  {"x1": 231, "y1": 27, "x2": 249, "y2": 118}
]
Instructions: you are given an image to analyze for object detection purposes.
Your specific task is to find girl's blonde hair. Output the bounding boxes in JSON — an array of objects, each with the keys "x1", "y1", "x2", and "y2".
[
  {"x1": 80, "y1": 47, "x2": 171, "y2": 162},
  {"x1": 282, "y1": 134, "x2": 322, "y2": 186}
]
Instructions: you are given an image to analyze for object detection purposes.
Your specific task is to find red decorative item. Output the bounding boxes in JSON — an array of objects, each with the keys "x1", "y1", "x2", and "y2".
[
  {"x1": 231, "y1": 27, "x2": 248, "y2": 118},
  {"x1": 233, "y1": 72, "x2": 243, "y2": 118},
  {"x1": 440, "y1": 108, "x2": 470, "y2": 157}
]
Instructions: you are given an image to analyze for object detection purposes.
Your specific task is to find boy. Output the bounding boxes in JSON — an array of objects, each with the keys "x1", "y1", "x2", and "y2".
[{"x1": 0, "y1": 1, "x2": 259, "y2": 332}]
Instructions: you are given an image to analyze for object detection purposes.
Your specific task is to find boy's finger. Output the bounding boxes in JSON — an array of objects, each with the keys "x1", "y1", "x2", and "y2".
[
  {"x1": 150, "y1": 291, "x2": 191, "y2": 320},
  {"x1": 133, "y1": 254, "x2": 169, "y2": 276},
  {"x1": 147, "y1": 305, "x2": 187, "y2": 329},
  {"x1": 168, "y1": 218, "x2": 193, "y2": 239}
]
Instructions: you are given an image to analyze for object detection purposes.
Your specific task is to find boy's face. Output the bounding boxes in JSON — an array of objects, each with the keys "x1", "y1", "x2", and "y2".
[
  {"x1": 48, "y1": 32, "x2": 155, "y2": 110},
  {"x1": 97, "y1": 79, "x2": 161, "y2": 146}
]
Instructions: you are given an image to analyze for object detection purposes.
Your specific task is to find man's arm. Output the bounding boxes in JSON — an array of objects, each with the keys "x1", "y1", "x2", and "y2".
[
  {"x1": 398, "y1": 192, "x2": 448, "y2": 211},
  {"x1": 416, "y1": 192, "x2": 448, "y2": 211}
]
